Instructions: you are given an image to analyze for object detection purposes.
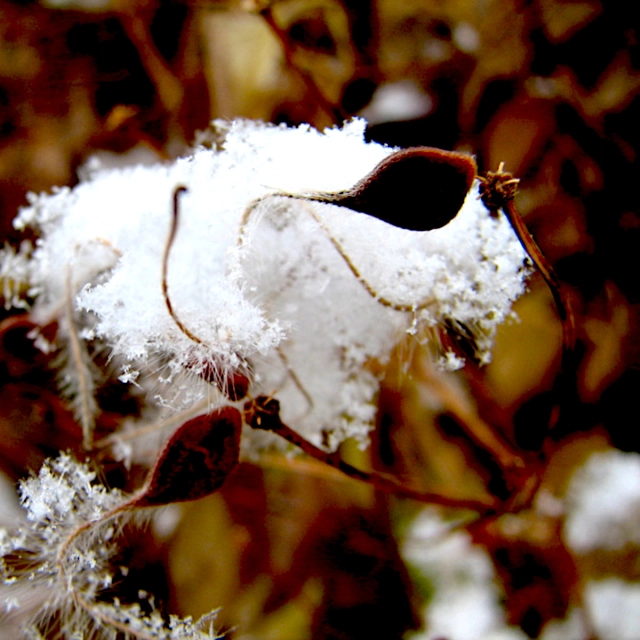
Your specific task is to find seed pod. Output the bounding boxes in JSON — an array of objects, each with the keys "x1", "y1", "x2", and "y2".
[
  {"x1": 134, "y1": 406, "x2": 242, "y2": 507},
  {"x1": 308, "y1": 147, "x2": 477, "y2": 231}
]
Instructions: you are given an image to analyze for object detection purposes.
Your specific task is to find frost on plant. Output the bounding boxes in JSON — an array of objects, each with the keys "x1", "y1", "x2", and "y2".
[
  {"x1": 0, "y1": 453, "x2": 220, "y2": 639},
  {"x1": 1, "y1": 118, "x2": 530, "y2": 638},
  {"x1": 11, "y1": 118, "x2": 528, "y2": 454},
  {"x1": 0, "y1": 242, "x2": 33, "y2": 311}
]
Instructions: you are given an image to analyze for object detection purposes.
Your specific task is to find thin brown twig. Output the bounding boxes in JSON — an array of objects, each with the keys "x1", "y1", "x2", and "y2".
[
  {"x1": 299, "y1": 200, "x2": 435, "y2": 312},
  {"x1": 417, "y1": 355, "x2": 524, "y2": 472},
  {"x1": 162, "y1": 186, "x2": 205, "y2": 346},
  {"x1": 163, "y1": 186, "x2": 251, "y2": 401},
  {"x1": 276, "y1": 345, "x2": 314, "y2": 412},
  {"x1": 478, "y1": 163, "x2": 577, "y2": 356},
  {"x1": 244, "y1": 395, "x2": 498, "y2": 514},
  {"x1": 239, "y1": 193, "x2": 437, "y2": 313}
]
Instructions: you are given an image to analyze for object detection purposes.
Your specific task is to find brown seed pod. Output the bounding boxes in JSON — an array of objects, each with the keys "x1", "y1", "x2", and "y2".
[
  {"x1": 133, "y1": 406, "x2": 242, "y2": 507},
  {"x1": 308, "y1": 147, "x2": 477, "y2": 231}
]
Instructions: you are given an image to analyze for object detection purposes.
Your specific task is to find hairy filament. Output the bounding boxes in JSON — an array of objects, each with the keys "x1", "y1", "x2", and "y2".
[{"x1": 65, "y1": 265, "x2": 97, "y2": 450}]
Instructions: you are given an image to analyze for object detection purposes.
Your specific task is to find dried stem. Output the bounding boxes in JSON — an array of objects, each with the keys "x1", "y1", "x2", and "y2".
[
  {"x1": 162, "y1": 185, "x2": 205, "y2": 346},
  {"x1": 163, "y1": 186, "x2": 251, "y2": 401},
  {"x1": 239, "y1": 193, "x2": 437, "y2": 313},
  {"x1": 276, "y1": 345, "x2": 314, "y2": 413},
  {"x1": 418, "y1": 356, "x2": 524, "y2": 472},
  {"x1": 244, "y1": 395, "x2": 498, "y2": 514},
  {"x1": 300, "y1": 200, "x2": 436, "y2": 312},
  {"x1": 479, "y1": 164, "x2": 576, "y2": 355},
  {"x1": 55, "y1": 504, "x2": 128, "y2": 580}
]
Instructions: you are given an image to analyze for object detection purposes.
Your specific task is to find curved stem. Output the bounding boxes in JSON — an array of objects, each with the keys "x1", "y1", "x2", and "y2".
[
  {"x1": 239, "y1": 193, "x2": 437, "y2": 313},
  {"x1": 55, "y1": 503, "x2": 129, "y2": 579},
  {"x1": 162, "y1": 186, "x2": 205, "y2": 346},
  {"x1": 279, "y1": 419, "x2": 498, "y2": 512},
  {"x1": 479, "y1": 164, "x2": 576, "y2": 356},
  {"x1": 501, "y1": 198, "x2": 577, "y2": 355}
]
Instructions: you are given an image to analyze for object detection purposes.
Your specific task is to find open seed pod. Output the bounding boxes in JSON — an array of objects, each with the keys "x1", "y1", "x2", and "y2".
[{"x1": 306, "y1": 147, "x2": 477, "y2": 231}]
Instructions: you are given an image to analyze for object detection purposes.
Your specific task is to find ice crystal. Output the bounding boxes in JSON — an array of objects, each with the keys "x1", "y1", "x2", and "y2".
[{"x1": 0, "y1": 242, "x2": 33, "y2": 311}]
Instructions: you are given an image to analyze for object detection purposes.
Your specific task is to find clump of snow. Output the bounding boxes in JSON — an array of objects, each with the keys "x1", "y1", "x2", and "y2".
[
  {"x1": 586, "y1": 578, "x2": 640, "y2": 640},
  {"x1": 359, "y1": 80, "x2": 433, "y2": 123},
  {"x1": 0, "y1": 242, "x2": 33, "y2": 310},
  {"x1": 403, "y1": 509, "x2": 527, "y2": 640},
  {"x1": 0, "y1": 454, "x2": 124, "y2": 629},
  {"x1": 540, "y1": 583, "x2": 640, "y2": 640},
  {"x1": 564, "y1": 449, "x2": 640, "y2": 553},
  {"x1": 539, "y1": 608, "x2": 588, "y2": 640},
  {"x1": 11, "y1": 118, "x2": 528, "y2": 452}
]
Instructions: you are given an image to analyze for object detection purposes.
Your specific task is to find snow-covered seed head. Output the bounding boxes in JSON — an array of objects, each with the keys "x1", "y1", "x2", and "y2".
[{"x1": 10, "y1": 118, "x2": 529, "y2": 453}]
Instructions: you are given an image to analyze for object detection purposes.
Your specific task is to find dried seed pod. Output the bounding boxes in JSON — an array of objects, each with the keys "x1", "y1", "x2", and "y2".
[
  {"x1": 244, "y1": 395, "x2": 282, "y2": 433},
  {"x1": 133, "y1": 406, "x2": 242, "y2": 507},
  {"x1": 308, "y1": 147, "x2": 477, "y2": 231}
]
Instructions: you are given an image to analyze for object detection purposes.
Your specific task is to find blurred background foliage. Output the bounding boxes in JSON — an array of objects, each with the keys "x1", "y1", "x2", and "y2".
[{"x1": 0, "y1": 0, "x2": 639, "y2": 638}]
